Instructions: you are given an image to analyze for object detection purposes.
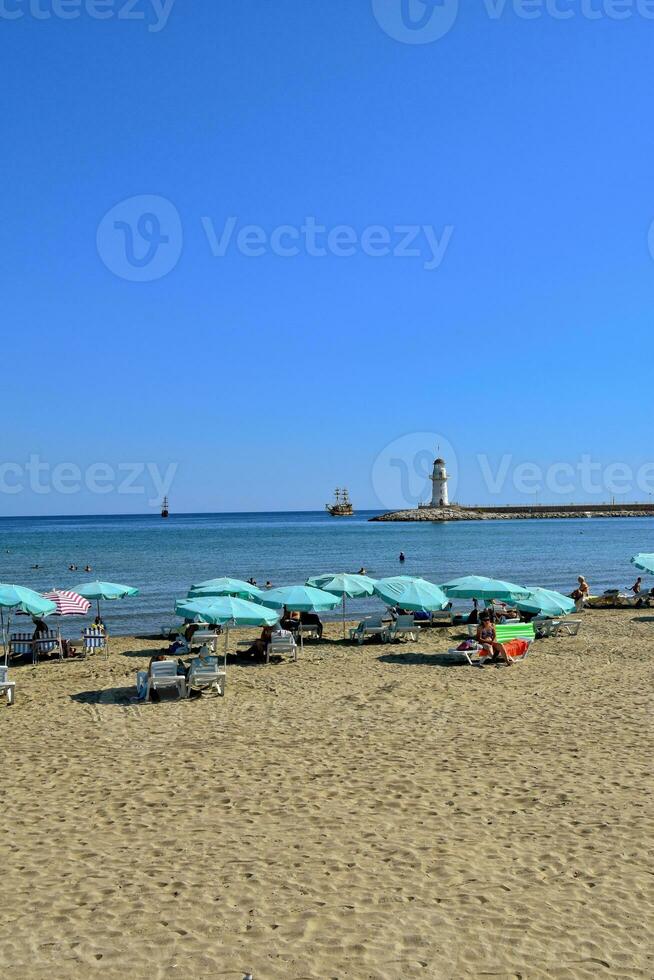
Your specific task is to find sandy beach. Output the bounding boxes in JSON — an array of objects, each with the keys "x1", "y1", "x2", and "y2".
[{"x1": 1, "y1": 610, "x2": 652, "y2": 979}]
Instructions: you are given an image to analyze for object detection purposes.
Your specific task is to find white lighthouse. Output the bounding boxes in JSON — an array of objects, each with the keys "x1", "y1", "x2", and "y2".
[{"x1": 430, "y1": 457, "x2": 449, "y2": 508}]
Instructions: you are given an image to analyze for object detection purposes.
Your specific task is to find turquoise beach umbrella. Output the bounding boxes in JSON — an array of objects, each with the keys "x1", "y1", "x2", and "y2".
[
  {"x1": 306, "y1": 573, "x2": 378, "y2": 637},
  {"x1": 0, "y1": 585, "x2": 57, "y2": 664},
  {"x1": 73, "y1": 580, "x2": 139, "y2": 619},
  {"x1": 631, "y1": 554, "x2": 654, "y2": 574},
  {"x1": 175, "y1": 596, "x2": 279, "y2": 627},
  {"x1": 188, "y1": 577, "x2": 264, "y2": 601},
  {"x1": 258, "y1": 585, "x2": 340, "y2": 613},
  {"x1": 510, "y1": 588, "x2": 575, "y2": 618},
  {"x1": 0, "y1": 584, "x2": 57, "y2": 617},
  {"x1": 440, "y1": 575, "x2": 530, "y2": 602},
  {"x1": 306, "y1": 573, "x2": 377, "y2": 597},
  {"x1": 374, "y1": 576, "x2": 449, "y2": 612}
]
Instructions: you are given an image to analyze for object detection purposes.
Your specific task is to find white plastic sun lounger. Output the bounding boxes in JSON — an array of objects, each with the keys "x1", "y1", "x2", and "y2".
[
  {"x1": 387, "y1": 614, "x2": 420, "y2": 642},
  {"x1": 187, "y1": 654, "x2": 226, "y2": 697},
  {"x1": 0, "y1": 665, "x2": 15, "y2": 705},
  {"x1": 138, "y1": 660, "x2": 186, "y2": 701},
  {"x1": 349, "y1": 618, "x2": 389, "y2": 645},
  {"x1": 266, "y1": 633, "x2": 298, "y2": 664}
]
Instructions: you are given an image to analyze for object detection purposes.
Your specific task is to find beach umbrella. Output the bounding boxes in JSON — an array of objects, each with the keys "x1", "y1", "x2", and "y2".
[
  {"x1": 175, "y1": 596, "x2": 279, "y2": 627},
  {"x1": 176, "y1": 596, "x2": 280, "y2": 661},
  {"x1": 41, "y1": 589, "x2": 91, "y2": 617},
  {"x1": 188, "y1": 577, "x2": 264, "y2": 601},
  {"x1": 258, "y1": 585, "x2": 340, "y2": 653},
  {"x1": 374, "y1": 576, "x2": 449, "y2": 612},
  {"x1": 631, "y1": 554, "x2": 654, "y2": 574},
  {"x1": 0, "y1": 585, "x2": 57, "y2": 664},
  {"x1": 508, "y1": 587, "x2": 575, "y2": 618},
  {"x1": 306, "y1": 573, "x2": 377, "y2": 596},
  {"x1": 440, "y1": 575, "x2": 531, "y2": 602},
  {"x1": 0, "y1": 585, "x2": 57, "y2": 617},
  {"x1": 72, "y1": 580, "x2": 139, "y2": 619},
  {"x1": 257, "y1": 585, "x2": 341, "y2": 613},
  {"x1": 306, "y1": 573, "x2": 378, "y2": 637}
]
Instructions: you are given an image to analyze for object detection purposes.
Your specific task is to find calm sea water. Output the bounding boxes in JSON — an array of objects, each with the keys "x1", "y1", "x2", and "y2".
[{"x1": 0, "y1": 511, "x2": 652, "y2": 636}]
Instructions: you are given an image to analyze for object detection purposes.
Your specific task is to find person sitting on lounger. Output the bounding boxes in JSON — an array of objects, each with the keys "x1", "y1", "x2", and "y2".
[
  {"x1": 147, "y1": 653, "x2": 167, "y2": 677},
  {"x1": 280, "y1": 607, "x2": 301, "y2": 632},
  {"x1": 242, "y1": 625, "x2": 291, "y2": 659},
  {"x1": 242, "y1": 626, "x2": 275, "y2": 660},
  {"x1": 93, "y1": 615, "x2": 105, "y2": 631},
  {"x1": 476, "y1": 612, "x2": 512, "y2": 666},
  {"x1": 300, "y1": 611, "x2": 323, "y2": 638}
]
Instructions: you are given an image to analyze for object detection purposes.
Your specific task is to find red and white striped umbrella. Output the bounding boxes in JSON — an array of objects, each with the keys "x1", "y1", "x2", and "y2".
[{"x1": 41, "y1": 590, "x2": 91, "y2": 617}]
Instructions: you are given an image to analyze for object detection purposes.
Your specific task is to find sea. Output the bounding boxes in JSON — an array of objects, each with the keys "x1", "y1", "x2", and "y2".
[{"x1": 0, "y1": 511, "x2": 651, "y2": 637}]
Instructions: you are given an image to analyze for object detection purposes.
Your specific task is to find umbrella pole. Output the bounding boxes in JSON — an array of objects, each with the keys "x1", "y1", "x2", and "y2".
[
  {"x1": 1, "y1": 608, "x2": 6, "y2": 666},
  {"x1": 342, "y1": 593, "x2": 346, "y2": 639}
]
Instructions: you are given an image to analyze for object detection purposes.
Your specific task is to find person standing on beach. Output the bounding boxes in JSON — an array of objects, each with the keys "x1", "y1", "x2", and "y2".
[
  {"x1": 631, "y1": 576, "x2": 642, "y2": 594},
  {"x1": 571, "y1": 576, "x2": 589, "y2": 601}
]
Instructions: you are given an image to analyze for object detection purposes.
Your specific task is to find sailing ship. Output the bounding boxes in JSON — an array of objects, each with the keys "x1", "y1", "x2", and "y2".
[
  {"x1": 161, "y1": 497, "x2": 169, "y2": 518},
  {"x1": 326, "y1": 488, "x2": 354, "y2": 517}
]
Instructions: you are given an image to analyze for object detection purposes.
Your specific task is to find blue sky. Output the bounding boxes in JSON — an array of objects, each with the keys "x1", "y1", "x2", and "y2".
[{"x1": 3, "y1": 1, "x2": 654, "y2": 515}]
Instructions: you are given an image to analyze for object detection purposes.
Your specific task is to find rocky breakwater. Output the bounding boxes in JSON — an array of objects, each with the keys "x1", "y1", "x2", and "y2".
[{"x1": 370, "y1": 506, "x2": 654, "y2": 522}]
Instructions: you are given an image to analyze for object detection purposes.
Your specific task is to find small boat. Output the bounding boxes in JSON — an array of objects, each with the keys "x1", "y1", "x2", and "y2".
[
  {"x1": 161, "y1": 497, "x2": 169, "y2": 518},
  {"x1": 326, "y1": 488, "x2": 354, "y2": 517}
]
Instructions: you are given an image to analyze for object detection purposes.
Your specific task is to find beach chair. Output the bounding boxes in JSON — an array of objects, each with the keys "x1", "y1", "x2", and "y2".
[
  {"x1": 9, "y1": 633, "x2": 33, "y2": 663},
  {"x1": 189, "y1": 631, "x2": 220, "y2": 654},
  {"x1": 187, "y1": 653, "x2": 226, "y2": 697},
  {"x1": 32, "y1": 630, "x2": 63, "y2": 662},
  {"x1": 448, "y1": 622, "x2": 536, "y2": 666},
  {"x1": 534, "y1": 618, "x2": 558, "y2": 639},
  {"x1": 298, "y1": 623, "x2": 321, "y2": 642},
  {"x1": 349, "y1": 618, "x2": 389, "y2": 645},
  {"x1": 429, "y1": 607, "x2": 453, "y2": 626},
  {"x1": 0, "y1": 665, "x2": 15, "y2": 705},
  {"x1": 552, "y1": 618, "x2": 582, "y2": 637},
  {"x1": 387, "y1": 614, "x2": 420, "y2": 642},
  {"x1": 82, "y1": 627, "x2": 109, "y2": 659},
  {"x1": 138, "y1": 660, "x2": 187, "y2": 701},
  {"x1": 266, "y1": 633, "x2": 298, "y2": 664}
]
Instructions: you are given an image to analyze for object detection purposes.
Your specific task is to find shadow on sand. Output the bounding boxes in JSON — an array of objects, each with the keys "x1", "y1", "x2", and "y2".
[
  {"x1": 377, "y1": 651, "x2": 470, "y2": 668},
  {"x1": 71, "y1": 685, "x2": 136, "y2": 706}
]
